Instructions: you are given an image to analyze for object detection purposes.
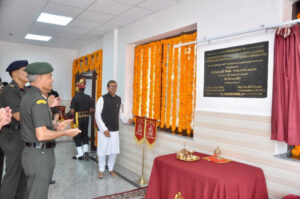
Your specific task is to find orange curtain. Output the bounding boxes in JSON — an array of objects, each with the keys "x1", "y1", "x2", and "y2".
[
  {"x1": 132, "y1": 32, "x2": 197, "y2": 135},
  {"x1": 72, "y1": 50, "x2": 103, "y2": 100}
]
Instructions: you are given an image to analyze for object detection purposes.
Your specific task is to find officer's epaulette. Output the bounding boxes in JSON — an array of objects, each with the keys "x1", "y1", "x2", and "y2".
[
  {"x1": 9, "y1": 83, "x2": 15, "y2": 88},
  {"x1": 36, "y1": 99, "x2": 47, "y2": 104}
]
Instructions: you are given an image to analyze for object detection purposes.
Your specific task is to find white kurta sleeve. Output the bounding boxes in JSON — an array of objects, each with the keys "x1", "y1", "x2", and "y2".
[{"x1": 95, "y1": 97, "x2": 108, "y2": 132}]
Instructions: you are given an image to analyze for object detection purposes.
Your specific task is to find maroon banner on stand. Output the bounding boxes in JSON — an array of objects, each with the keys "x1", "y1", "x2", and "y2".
[
  {"x1": 146, "y1": 118, "x2": 157, "y2": 148},
  {"x1": 135, "y1": 116, "x2": 145, "y2": 144}
]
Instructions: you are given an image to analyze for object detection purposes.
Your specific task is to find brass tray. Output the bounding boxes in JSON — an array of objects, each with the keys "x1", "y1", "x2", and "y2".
[{"x1": 176, "y1": 155, "x2": 200, "y2": 161}]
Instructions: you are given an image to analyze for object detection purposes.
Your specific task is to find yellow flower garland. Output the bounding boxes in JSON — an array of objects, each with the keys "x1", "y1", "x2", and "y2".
[{"x1": 72, "y1": 50, "x2": 103, "y2": 100}]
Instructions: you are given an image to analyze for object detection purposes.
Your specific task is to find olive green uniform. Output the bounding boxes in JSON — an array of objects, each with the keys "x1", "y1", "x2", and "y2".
[
  {"x1": 0, "y1": 80, "x2": 27, "y2": 199},
  {"x1": 20, "y1": 86, "x2": 55, "y2": 199}
]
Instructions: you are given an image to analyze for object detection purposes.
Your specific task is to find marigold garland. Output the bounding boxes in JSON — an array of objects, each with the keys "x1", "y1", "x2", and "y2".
[
  {"x1": 136, "y1": 47, "x2": 143, "y2": 117},
  {"x1": 178, "y1": 44, "x2": 186, "y2": 133},
  {"x1": 132, "y1": 47, "x2": 140, "y2": 121},
  {"x1": 149, "y1": 44, "x2": 155, "y2": 118},
  {"x1": 141, "y1": 47, "x2": 148, "y2": 117},
  {"x1": 186, "y1": 44, "x2": 196, "y2": 134},
  {"x1": 154, "y1": 42, "x2": 162, "y2": 123},
  {"x1": 160, "y1": 42, "x2": 168, "y2": 128},
  {"x1": 132, "y1": 32, "x2": 197, "y2": 136},
  {"x1": 172, "y1": 41, "x2": 179, "y2": 132},
  {"x1": 165, "y1": 42, "x2": 174, "y2": 129},
  {"x1": 72, "y1": 50, "x2": 103, "y2": 100}
]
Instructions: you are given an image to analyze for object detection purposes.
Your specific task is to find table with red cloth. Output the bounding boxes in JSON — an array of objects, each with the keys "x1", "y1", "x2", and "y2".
[{"x1": 145, "y1": 152, "x2": 268, "y2": 199}]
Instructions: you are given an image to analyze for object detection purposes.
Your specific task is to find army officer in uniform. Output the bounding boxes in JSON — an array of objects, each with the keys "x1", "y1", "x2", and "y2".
[
  {"x1": 0, "y1": 60, "x2": 28, "y2": 199},
  {"x1": 20, "y1": 62, "x2": 81, "y2": 199}
]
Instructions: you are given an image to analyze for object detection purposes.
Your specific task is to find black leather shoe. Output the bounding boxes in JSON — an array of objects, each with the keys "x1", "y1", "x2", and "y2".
[
  {"x1": 72, "y1": 155, "x2": 84, "y2": 160},
  {"x1": 50, "y1": 180, "x2": 56, "y2": 184},
  {"x1": 84, "y1": 152, "x2": 89, "y2": 160}
]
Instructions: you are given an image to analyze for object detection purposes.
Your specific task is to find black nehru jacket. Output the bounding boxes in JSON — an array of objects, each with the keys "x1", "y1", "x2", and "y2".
[{"x1": 101, "y1": 93, "x2": 121, "y2": 131}]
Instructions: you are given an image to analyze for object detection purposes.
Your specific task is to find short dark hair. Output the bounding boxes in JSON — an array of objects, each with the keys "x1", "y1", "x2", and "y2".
[{"x1": 107, "y1": 80, "x2": 117, "y2": 88}]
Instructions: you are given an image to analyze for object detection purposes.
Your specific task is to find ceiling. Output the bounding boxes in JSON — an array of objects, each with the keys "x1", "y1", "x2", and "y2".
[{"x1": 0, "y1": 0, "x2": 185, "y2": 49}]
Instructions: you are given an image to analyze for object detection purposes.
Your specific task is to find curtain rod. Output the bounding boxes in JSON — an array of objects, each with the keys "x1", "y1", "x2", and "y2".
[{"x1": 174, "y1": 18, "x2": 300, "y2": 48}]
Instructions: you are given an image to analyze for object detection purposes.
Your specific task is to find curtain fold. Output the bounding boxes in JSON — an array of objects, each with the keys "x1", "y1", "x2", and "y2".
[{"x1": 271, "y1": 25, "x2": 300, "y2": 145}]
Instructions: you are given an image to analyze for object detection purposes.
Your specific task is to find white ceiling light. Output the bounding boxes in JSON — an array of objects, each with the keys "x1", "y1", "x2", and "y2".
[
  {"x1": 25, "y1": 34, "x2": 52, "y2": 41},
  {"x1": 37, "y1": 12, "x2": 73, "y2": 26}
]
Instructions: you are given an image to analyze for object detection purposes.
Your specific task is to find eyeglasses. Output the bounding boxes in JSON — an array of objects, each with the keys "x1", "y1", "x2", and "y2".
[{"x1": 109, "y1": 86, "x2": 117, "y2": 88}]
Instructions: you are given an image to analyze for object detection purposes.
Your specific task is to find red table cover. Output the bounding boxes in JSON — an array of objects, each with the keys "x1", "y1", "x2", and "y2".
[
  {"x1": 282, "y1": 195, "x2": 300, "y2": 199},
  {"x1": 146, "y1": 153, "x2": 268, "y2": 199}
]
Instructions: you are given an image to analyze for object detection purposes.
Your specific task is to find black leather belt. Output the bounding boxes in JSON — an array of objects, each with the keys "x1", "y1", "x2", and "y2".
[
  {"x1": 78, "y1": 111, "x2": 90, "y2": 118},
  {"x1": 2, "y1": 123, "x2": 20, "y2": 131},
  {"x1": 25, "y1": 142, "x2": 56, "y2": 149}
]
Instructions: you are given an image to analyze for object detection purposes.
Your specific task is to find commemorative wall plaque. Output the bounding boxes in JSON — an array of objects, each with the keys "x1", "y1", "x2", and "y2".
[{"x1": 204, "y1": 41, "x2": 268, "y2": 98}]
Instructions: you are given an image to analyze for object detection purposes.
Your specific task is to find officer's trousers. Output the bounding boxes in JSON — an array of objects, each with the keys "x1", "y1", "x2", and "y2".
[
  {"x1": 74, "y1": 118, "x2": 89, "y2": 147},
  {"x1": 0, "y1": 131, "x2": 27, "y2": 199},
  {"x1": 21, "y1": 147, "x2": 55, "y2": 199}
]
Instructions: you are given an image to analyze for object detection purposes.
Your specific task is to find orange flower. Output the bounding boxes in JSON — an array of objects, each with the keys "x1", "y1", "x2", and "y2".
[
  {"x1": 141, "y1": 47, "x2": 148, "y2": 117},
  {"x1": 178, "y1": 44, "x2": 186, "y2": 132},
  {"x1": 160, "y1": 42, "x2": 168, "y2": 128},
  {"x1": 172, "y1": 41, "x2": 179, "y2": 132},
  {"x1": 154, "y1": 42, "x2": 162, "y2": 124},
  {"x1": 166, "y1": 42, "x2": 174, "y2": 128},
  {"x1": 133, "y1": 46, "x2": 143, "y2": 118},
  {"x1": 71, "y1": 50, "x2": 103, "y2": 99},
  {"x1": 132, "y1": 32, "x2": 197, "y2": 135},
  {"x1": 149, "y1": 44, "x2": 155, "y2": 118}
]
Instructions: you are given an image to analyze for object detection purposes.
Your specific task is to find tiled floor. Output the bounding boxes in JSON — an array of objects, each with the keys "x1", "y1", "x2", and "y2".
[{"x1": 48, "y1": 140, "x2": 141, "y2": 199}]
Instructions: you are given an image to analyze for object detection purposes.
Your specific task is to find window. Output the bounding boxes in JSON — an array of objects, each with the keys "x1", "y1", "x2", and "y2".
[{"x1": 132, "y1": 32, "x2": 197, "y2": 137}]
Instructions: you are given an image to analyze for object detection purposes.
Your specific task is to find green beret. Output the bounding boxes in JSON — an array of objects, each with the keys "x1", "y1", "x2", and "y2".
[{"x1": 26, "y1": 62, "x2": 53, "y2": 74}]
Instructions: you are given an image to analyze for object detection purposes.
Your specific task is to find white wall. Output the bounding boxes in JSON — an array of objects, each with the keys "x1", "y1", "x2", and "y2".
[
  {"x1": 101, "y1": 31, "x2": 115, "y2": 95},
  {"x1": 0, "y1": 41, "x2": 77, "y2": 100},
  {"x1": 282, "y1": 0, "x2": 293, "y2": 21},
  {"x1": 118, "y1": 0, "x2": 282, "y2": 116},
  {"x1": 77, "y1": 38, "x2": 103, "y2": 57}
]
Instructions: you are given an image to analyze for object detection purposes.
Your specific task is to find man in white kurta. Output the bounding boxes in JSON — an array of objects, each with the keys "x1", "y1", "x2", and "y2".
[{"x1": 95, "y1": 80, "x2": 131, "y2": 178}]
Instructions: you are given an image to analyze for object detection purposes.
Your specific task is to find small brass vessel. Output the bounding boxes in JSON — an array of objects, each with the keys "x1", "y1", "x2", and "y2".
[
  {"x1": 176, "y1": 149, "x2": 199, "y2": 161},
  {"x1": 214, "y1": 146, "x2": 222, "y2": 160}
]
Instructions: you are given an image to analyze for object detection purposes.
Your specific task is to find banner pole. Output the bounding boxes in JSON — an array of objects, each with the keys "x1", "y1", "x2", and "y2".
[{"x1": 137, "y1": 117, "x2": 148, "y2": 185}]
